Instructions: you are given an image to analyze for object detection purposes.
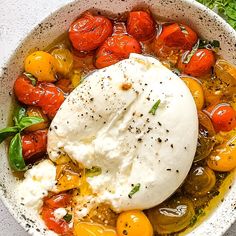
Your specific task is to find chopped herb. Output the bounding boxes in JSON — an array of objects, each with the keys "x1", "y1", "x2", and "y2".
[
  {"x1": 183, "y1": 40, "x2": 200, "y2": 64},
  {"x1": 199, "y1": 39, "x2": 220, "y2": 52},
  {"x1": 149, "y1": 99, "x2": 161, "y2": 115},
  {"x1": 63, "y1": 214, "x2": 72, "y2": 223},
  {"x1": 128, "y1": 183, "x2": 141, "y2": 198},
  {"x1": 86, "y1": 166, "x2": 102, "y2": 177},
  {"x1": 23, "y1": 72, "x2": 37, "y2": 86},
  {"x1": 190, "y1": 208, "x2": 205, "y2": 227}
]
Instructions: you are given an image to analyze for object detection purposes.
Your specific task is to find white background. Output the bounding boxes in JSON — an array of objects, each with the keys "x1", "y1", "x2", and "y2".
[{"x1": 0, "y1": 0, "x2": 235, "y2": 235}]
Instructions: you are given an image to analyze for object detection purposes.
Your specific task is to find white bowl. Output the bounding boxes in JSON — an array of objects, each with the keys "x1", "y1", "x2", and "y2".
[{"x1": 0, "y1": 0, "x2": 235, "y2": 235}]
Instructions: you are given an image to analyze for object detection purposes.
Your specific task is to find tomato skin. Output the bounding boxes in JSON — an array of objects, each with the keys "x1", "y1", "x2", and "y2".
[
  {"x1": 21, "y1": 129, "x2": 47, "y2": 160},
  {"x1": 14, "y1": 75, "x2": 65, "y2": 119},
  {"x1": 157, "y1": 23, "x2": 198, "y2": 50},
  {"x1": 209, "y1": 104, "x2": 236, "y2": 132},
  {"x1": 95, "y1": 35, "x2": 142, "y2": 68},
  {"x1": 69, "y1": 12, "x2": 113, "y2": 51},
  {"x1": 44, "y1": 193, "x2": 72, "y2": 208},
  {"x1": 127, "y1": 11, "x2": 155, "y2": 41},
  {"x1": 41, "y1": 207, "x2": 72, "y2": 235},
  {"x1": 178, "y1": 49, "x2": 215, "y2": 77}
]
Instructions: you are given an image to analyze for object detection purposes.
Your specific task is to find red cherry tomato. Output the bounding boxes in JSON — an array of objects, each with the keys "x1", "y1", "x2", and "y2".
[
  {"x1": 14, "y1": 75, "x2": 65, "y2": 119},
  {"x1": 95, "y1": 35, "x2": 142, "y2": 68},
  {"x1": 44, "y1": 193, "x2": 72, "y2": 209},
  {"x1": 41, "y1": 207, "x2": 72, "y2": 235},
  {"x1": 21, "y1": 129, "x2": 47, "y2": 160},
  {"x1": 208, "y1": 104, "x2": 236, "y2": 132},
  {"x1": 127, "y1": 11, "x2": 156, "y2": 41},
  {"x1": 157, "y1": 23, "x2": 198, "y2": 50},
  {"x1": 178, "y1": 49, "x2": 215, "y2": 77},
  {"x1": 69, "y1": 12, "x2": 113, "y2": 51}
]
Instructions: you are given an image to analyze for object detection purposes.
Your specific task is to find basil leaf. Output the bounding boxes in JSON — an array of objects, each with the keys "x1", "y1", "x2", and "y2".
[
  {"x1": 128, "y1": 183, "x2": 141, "y2": 199},
  {"x1": 86, "y1": 166, "x2": 102, "y2": 177},
  {"x1": 23, "y1": 72, "x2": 37, "y2": 86},
  {"x1": 0, "y1": 126, "x2": 19, "y2": 144},
  {"x1": 198, "y1": 39, "x2": 220, "y2": 52},
  {"x1": 18, "y1": 116, "x2": 44, "y2": 131},
  {"x1": 149, "y1": 99, "x2": 161, "y2": 115},
  {"x1": 13, "y1": 105, "x2": 26, "y2": 125},
  {"x1": 9, "y1": 133, "x2": 26, "y2": 171},
  {"x1": 63, "y1": 214, "x2": 72, "y2": 223}
]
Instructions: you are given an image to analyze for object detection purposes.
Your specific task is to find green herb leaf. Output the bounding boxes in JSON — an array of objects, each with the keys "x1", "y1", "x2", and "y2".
[
  {"x1": 13, "y1": 105, "x2": 26, "y2": 126},
  {"x1": 63, "y1": 214, "x2": 72, "y2": 223},
  {"x1": 183, "y1": 40, "x2": 200, "y2": 64},
  {"x1": 18, "y1": 116, "x2": 44, "y2": 131},
  {"x1": 128, "y1": 183, "x2": 141, "y2": 199},
  {"x1": 199, "y1": 39, "x2": 220, "y2": 52},
  {"x1": 23, "y1": 72, "x2": 37, "y2": 86},
  {"x1": 180, "y1": 25, "x2": 189, "y2": 35},
  {"x1": 85, "y1": 166, "x2": 102, "y2": 177},
  {"x1": 0, "y1": 126, "x2": 19, "y2": 144},
  {"x1": 190, "y1": 208, "x2": 205, "y2": 227},
  {"x1": 9, "y1": 133, "x2": 26, "y2": 171},
  {"x1": 149, "y1": 99, "x2": 161, "y2": 115}
]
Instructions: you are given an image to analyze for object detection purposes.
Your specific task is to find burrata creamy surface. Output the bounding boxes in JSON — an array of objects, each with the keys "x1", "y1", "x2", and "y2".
[{"x1": 46, "y1": 54, "x2": 198, "y2": 212}]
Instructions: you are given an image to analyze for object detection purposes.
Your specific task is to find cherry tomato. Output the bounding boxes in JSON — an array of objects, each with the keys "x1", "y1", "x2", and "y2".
[
  {"x1": 208, "y1": 104, "x2": 236, "y2": 132},
  {"x1": 127, "y1": 11, "x2": 155, "y2": 41},
  {"x1": 69, "y1": 12, "x2": 113, "y2": 51},
  {"x1": 14, "y1": 75, "x2": 65, "y2": 119},
  {"x1": 117, "y1": 210, "x2": 153, "y2": 236},
  {"x1": 21, "y1": 129, "x2": 47, "y2": 160},
  {"x1": 178, "y1": 49, "x2": 215, "y2": 77},
  {"x1": 157, "y1": 23, "x2": 198, "y2": 50},
  {"x1": 44, "y1": 193, "x2": 72, "y2": 209},
  {"x1": 41, "y1": 206, "x2": 72, "y2": 235},
  {"x1": 95, "y1": 35, "x2": 142, "y2": 68},
  {"x1": 24, "y1": 51, "x2": 58, "y2": 82}
]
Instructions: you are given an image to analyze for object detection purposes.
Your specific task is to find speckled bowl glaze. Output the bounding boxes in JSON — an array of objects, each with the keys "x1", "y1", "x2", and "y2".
[{"x1": 0, "y1": 0, "x2": 236, "y2": 235}]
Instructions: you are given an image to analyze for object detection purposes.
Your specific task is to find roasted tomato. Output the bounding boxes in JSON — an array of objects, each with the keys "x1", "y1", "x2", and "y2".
[
  {"x1": 95, "y1": 35, "x2": 141, "y2": 68},
  {"x1": 207, "y1": 104, "x2": 236, "y2": 132},
  {"x1": 21, "y1": 129, "x2": 47, "y2": 160},
  {"x1": 44, "y1": 193, "x2": 72, "y2": 208},
  {"x1": 69, "y1": 12, "x2": 113, "y2": 51},
  {"x1": 178, "y1": 49, "x2": 215, "y2": 77},
  {"x1": 157, "y1": 23, "x2": 198, "y2": 50},
  {"x1": 41, "y1": 206, "x2": 72, "y2": 235},
  {"x1": 14, "y1": 75, "x2": 65, "y2": 119},
  {"x1": 127, "y1": 11, "x2": 155, "y2": 41}
]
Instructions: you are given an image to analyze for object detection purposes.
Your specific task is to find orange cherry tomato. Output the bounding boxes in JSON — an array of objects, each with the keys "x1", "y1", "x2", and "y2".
[
  {"x1": 208, "y1": 104, "x2": 236, "y2": 132},
  {"x1": 14, "y1": 75, "x2": 65, "y2": 119},
  {"x1": 21, "y1": 129, "x2": 47, "y2": 160},
  {"x1": 127, "y1": 11, "x2": 156, "y2": 41},
  {"x1": 69, "y1": 12, "x2": 113, "y2": 51},
  {"x1": 95, "y1": 35, "x2": 142, "y2": 68},
  {"x1": 41, "y1": 206, "x2": 72, "y2": 235},
  {"x1": 44, "y1": 193, "x2": 72, "y2": 209},
  {"x1": 178, "y1": 49, "x2": 215, "y2": 77},
  {"x1": 157, "y1": 23, "x2": 198, "y2": 50}
]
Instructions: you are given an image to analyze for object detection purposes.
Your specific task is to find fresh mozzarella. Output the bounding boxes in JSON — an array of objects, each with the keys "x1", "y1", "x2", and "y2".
[
  {"x1": 47, "y1": 54, "x2": 198, "y2": 212},
  {"x1": 17, "y1": 160, "x2": 56, "y2": 211},
  {"x1": 54, "y1": 208, "x2": 67, "y2": 220}
]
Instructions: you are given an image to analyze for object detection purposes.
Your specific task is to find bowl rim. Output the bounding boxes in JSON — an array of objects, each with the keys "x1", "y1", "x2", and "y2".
[{"x1": 0, "y1": 0, "x2": 235, "y2": 235}]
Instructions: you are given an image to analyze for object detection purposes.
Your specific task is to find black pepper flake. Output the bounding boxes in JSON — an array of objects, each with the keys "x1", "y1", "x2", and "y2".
[
  {"x1": 90, "y1": 98, "x2": 94, "y2": 101},
  {"x1": 166, "y1": 168, "x2": 171, "y2": 171},
  {"x1": 176, "y1": 170, "x2": 179, "y2": 173},
  {"x1": 158, "y1": 122, "x2": 162, "y2": 126},
  {"x1": 157, "y1": 138, "x2": 162, "y2": 143},
  {"x1": 123, "y1": 230, "x2": 128, "y2": 235},
  {"x1": 137, "y1": 138, "x2": 142, "y2": 142},
  {"x1": 171, "y1": 144, "x2": 174, "y2": 148},
  {"x1": 54, "y1": 125, "x2": 58, "y2": 129},
  {"x1": 166, "y1": 129, "x2": 169, "y2": 133}
]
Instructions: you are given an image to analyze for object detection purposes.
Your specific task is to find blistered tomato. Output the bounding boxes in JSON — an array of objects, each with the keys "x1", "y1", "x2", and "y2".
[
  {"x1": 157, "y1": 23, "x2": 198, "y2": 50},
  {"x1": 117, "y1": 210, "x2": 153, "y2": 236},
  {"x1": 44, "y1": 193, "x2": 72, "y2": 209},
  {"x1": 69, "y1": 12, "x2": 113, "y2": 51},
  {"x1": 208, "y1": 104, "x2": 236, "y2": 132},
  {"x1": 127, "y1": 11, "x2": 155, "y2": 41},
  {"x1": 24, "y1": 51, "x2": 58, "y2": 82},
  {"x1": 95, "y1": 35, "x2": 141, "y2": 68},
  {"x1": 178, "y1": 49, "x2": 215, "y2": 77}
]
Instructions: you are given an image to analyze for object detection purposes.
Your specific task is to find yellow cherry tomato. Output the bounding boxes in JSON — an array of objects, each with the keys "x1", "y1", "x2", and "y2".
[
  {"x1": 74, "y1": 222, "x2": 117, "y2": 236},
  {"x1": 182, "y1": 77, "x2": 204, "y2": 110},
  {"x1": 207, "y1": 136, "x2": 236, "y2": 172},
  {"x1": 24, "y1": 51, "x2": 57, "y2": 82},
  {"x1": 117, "y1": 210, "x2": 153, "y2": 236},
  {"x1": 51, "y1": 48, "x2": 73, "y2": 75}
]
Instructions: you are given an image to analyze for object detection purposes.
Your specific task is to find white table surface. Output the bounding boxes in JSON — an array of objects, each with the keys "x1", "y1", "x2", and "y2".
[{"x1": 0, "y1": 0, "x2": 235, "y2": 235}]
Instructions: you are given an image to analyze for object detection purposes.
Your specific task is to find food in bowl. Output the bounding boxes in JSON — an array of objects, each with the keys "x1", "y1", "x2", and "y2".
[{"x1": 0, "y1": 8, "x2": 236, "y2": 236}]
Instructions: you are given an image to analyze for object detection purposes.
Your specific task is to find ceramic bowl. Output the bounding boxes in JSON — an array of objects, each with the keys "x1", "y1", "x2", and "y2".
[{"x1": 0, "y1": 0, "x2": 235, "y2": 235}]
